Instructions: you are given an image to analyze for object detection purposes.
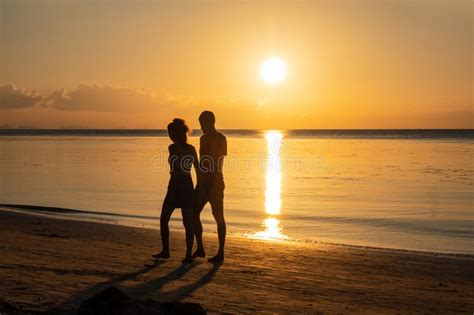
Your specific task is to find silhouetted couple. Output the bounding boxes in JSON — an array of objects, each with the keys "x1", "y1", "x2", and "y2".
[{"x1": 153, "y1": 111, "x2": 227, "y2": 264}]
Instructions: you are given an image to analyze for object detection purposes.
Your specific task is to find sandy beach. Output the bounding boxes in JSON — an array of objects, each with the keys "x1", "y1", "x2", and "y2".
[{"x1": 0, "y1": 207, "x2": 473, "y2": 314}]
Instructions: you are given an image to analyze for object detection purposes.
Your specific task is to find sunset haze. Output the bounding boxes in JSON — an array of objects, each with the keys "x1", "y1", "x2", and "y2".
[{"x1": 1, "y1": 0, "x2": 472, "y2": 129}]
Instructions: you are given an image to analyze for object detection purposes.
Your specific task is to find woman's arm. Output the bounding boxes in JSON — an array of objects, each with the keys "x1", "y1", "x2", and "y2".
[{"x1": 167, "y1": 145, "x2": 177, "y2": 187}]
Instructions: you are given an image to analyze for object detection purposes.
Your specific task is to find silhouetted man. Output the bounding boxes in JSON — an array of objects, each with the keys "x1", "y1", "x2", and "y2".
[{"x1": 193, "y1": 111, "x2": 227, "y2": 263}]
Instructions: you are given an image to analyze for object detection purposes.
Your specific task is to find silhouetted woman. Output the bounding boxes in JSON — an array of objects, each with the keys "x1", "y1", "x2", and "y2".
[{"x1": 153, "y1": 118, "x2": 199, "y2": 263}]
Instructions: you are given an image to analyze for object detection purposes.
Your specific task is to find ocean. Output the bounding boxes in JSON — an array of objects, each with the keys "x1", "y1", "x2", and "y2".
[{"x1": 1, "y1": 129, "x2": 473, "y2": 254}]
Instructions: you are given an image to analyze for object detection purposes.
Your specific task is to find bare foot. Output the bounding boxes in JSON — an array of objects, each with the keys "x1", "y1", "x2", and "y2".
[
  {"x1": 192, "y1": 248, "x2": 206, "y2": 258},
  {"x1": 152, "y1": 251, "x2": 170, "y2": 259},
  {"x1": 207, "y1": 253, "x2": 224, "y2": 263}
]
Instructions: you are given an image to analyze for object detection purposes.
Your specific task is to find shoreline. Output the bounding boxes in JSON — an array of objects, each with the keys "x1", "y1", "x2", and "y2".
[
  {"x1": 0, "y1": 209, "x2": 473, "y2": 313},
  {"x1": 1, "y1": 204, "x2": 473, "y2": 259}
]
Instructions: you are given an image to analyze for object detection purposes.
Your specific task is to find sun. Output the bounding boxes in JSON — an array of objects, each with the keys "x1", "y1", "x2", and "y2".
[{"x1": 261, "y1": 57, "x2": 287, "y2": 85}]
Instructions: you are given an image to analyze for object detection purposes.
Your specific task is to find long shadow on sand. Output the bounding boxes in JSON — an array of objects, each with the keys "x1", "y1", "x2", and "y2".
[
  {"x1": 52, "y1": 259, "x2": 166, "y2": 312},
  {"x1": 127, "y1": 262, "x2": 222, "y2": 301},
  {"x1": 52, "y1": 259, "x2": 221, "y2": 313},
  {"x1": 166, "y1": 262, "x2": 221, "y2": 301},
  {"x1": 126, "y1": 261, "x2": 200, "y2": 297}
]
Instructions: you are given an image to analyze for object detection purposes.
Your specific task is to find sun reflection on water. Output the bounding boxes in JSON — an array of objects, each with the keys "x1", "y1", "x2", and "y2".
[{"x1": 251, "y1": 131, "x2": 288, "y2": 241}]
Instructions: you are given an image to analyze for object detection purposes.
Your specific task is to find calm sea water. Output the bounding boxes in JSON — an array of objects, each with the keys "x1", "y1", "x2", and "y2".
[{"x1": 0, "y1": 130, "x2": 473, "y2": 254}]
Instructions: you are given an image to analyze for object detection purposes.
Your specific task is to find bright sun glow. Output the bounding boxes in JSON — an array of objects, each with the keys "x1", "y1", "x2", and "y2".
[
  {"x1": 264, "y1": 132, "x2": 282, "y2": 215},
  {"x1": 261, "y1": 57, "x2": 287, "y2": 85},
  {"x1": 250, "y1": 131, "x2": 288, "y2": 241}
]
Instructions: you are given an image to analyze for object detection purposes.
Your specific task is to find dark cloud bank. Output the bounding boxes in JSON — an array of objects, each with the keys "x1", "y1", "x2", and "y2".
[
  {"x1": 0, "y1": 84, "x2": 42, "y2": 109},
  {"x1": 0, "y1": 83, "x2": 190, "y2": 112}
]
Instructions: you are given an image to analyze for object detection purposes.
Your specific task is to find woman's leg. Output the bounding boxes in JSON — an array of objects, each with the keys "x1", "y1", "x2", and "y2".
[
  {"x1": 181, "y1": 207, "x2": 194, "y2": 263},
  {"x1": 153, "y1": 202, "x2": 174, "y2": 258}
]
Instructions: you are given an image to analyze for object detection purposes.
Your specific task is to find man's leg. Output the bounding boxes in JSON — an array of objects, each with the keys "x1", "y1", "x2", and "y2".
[
  {"x1": 209, "y1": 197, "x2": 225, "y2": 262},
  {"x1": 192, "y1": 191, "x2": 207, "y2": 258}
]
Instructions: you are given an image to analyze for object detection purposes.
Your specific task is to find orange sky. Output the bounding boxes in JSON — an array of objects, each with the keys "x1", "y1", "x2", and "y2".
[{"x1": 1, "y1": 1, "x2": 472, "y2": 129}]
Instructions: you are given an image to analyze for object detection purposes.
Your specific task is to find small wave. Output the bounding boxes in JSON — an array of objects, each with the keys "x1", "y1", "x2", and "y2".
[{"x1": 0, "y1": 203, "x2": 158, "y2": 221}]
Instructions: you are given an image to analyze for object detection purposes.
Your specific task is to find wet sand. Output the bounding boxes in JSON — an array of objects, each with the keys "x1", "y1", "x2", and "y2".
[{"x1": 0, "y1": 208, "x2": 473, "y2": 314}]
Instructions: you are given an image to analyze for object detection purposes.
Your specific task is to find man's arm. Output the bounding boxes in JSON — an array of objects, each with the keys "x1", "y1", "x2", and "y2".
[
  {"x1": 218, "y1": 135, "x2": 227, "y2": 173},
  {"x1": 191, "y1": 146, "x2": 201, "y2": 181},
  {"x1": 222, "y1": 135, "x2": 227, "y2": 156},
  {"x1": 199, "y1": 136, "x2": 205, "y2": 159},
  {"x1": 198, "y1": 136, "x2": 207, "y2": 183}
]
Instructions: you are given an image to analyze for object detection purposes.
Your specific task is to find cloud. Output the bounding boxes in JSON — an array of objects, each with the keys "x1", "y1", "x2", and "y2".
[
  {"x1": 0, "y1": 84, "x2": 42, "y2": 109},
  {"x1": 43, "y1": 84, "x2": 191, "y2": 112}
]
